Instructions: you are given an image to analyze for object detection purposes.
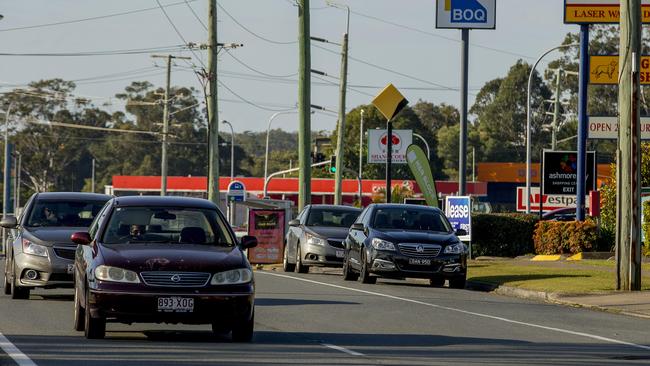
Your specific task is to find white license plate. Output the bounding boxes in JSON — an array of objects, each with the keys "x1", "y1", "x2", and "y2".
[
  {"x1": 157, "y1": 297, "x2": 194, "y2": 312},
  {"x1": 336, "y1": 250, "x2": 345, "y2": 258},
  {"x1": 409, "y1": 258, "x2": 431, "y2": 266},
  {"x1": 67, "y1": 264, "x2": 74, "y2": 274}
]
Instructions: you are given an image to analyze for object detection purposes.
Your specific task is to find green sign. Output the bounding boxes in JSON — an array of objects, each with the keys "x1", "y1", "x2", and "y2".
[{"x1": 406, "y1": 144, "x2": 438, "y2": 208}]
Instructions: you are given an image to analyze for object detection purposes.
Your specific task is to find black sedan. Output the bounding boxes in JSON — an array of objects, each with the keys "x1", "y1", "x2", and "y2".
[
  {"x1": 343, "y1": 204, "x2": 468, "y2": 288},
  {"x1": 71, "y1": 196, "x2": 258, "y2": 341}
]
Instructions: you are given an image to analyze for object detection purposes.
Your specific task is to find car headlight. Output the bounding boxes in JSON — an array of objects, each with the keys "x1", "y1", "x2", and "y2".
[
  {"x1": 371, "y1": 238, "x2": 396, "y2": 251},
  {"x1": 444, "y1": 242, "x2": 467, "y2": 254},
  {"x1": 306, "y1": 233, "x2": 326, "y2": 246},
  {"x1": 95, "y1": 265, "x2": 140, "y2": 283},
  {"x1": 22, "y1": 239, "x2": 48, "y2": 257},
  {"x1": 211, "y1": 268, "x2": 253, "y2": 285}
]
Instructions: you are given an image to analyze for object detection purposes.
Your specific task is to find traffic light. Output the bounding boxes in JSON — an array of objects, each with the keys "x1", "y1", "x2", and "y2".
[{"x1": 329, "y1": 155, "x2": 337, "y2": 173}]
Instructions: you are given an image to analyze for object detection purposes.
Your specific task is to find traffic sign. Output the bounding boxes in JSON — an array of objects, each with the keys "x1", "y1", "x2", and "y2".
[
  {"x1": 588, "y1": 116, "x2": 650, "y2": 140},
  {"x1": 564, "y1": 0, "x2": 650, "y2": 24},
  {"x1": 227, "y1": 181, "x2": 246, "y2": 202},
  {"x1": 435, "y1": 0, "x2": 496, "y2": 29},
  {"x1": 590, "y1": 55, "x2": 650, "y2": 85},
  {"x1": 371, "y1": 84, "x2": 408, "y2": 121}
]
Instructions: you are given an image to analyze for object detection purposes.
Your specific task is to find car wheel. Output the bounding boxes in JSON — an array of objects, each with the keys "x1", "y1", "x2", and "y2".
[
  {"x1": 429, "y1": 276, "x2": 445, "y2": 287},
  {"x1": 3, "y1": 257, "x2": 11, "y2": 295},
  {"x1": 295, "y1": 245, "x2": 309, "y2": 274},
  {"x1": 73, "y1": 284, "x2": 85, "y2": 331},
  {"x1": 342, "y1": 251, "x2": 358, "y2": 281},
  {"x1": 10, "y1": 258, "x2": 29, "y2": 300},
  {"x1": 449, "y1": 274, "x2": 467, "y2": 289},
  {"x1": 231, "y1": 311, "x2": 254, "y2": 343},
  {"x1": 84, "y1": 287, "x2": 105, "y2": 339},
  {"x1": 358, "y1": 249, "x2": 376, "y2": 284},
  {"x1": 282, "y1": 244, "x2": 295, "y2": 272}
]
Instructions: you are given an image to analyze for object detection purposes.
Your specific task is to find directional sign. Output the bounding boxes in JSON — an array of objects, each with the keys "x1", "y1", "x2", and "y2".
[
  {"x1": 371, "y1": 84, "x2": 408, "y2": 121},
  {"x1": 590, "y1": 55, "x2": 650, "y2": 85},
  {"x1": 564, "y1": 0, "x2": 650, "y2": 24},
  {"x1": 588, "y1": 116, "x2": 650, "y2": 140},
  {"x1": 436, "y1": 0, "x2": 496, "y2": 29},
  {"x1": 227, "y1": 181, "x2": 246, "y2": 202}
]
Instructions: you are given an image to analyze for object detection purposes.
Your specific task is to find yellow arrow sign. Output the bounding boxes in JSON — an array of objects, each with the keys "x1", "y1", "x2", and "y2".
[
  {"x1": 372, "y1": 83, "x2": 409, "y2": 121},
  {"x1": 590, "y1": 55, "x2": 650, "y2": 85}
]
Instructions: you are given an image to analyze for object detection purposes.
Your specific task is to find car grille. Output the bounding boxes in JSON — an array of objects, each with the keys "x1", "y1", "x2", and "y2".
[
  {"x1": 140, "y1": 272, "x2": 211, "y2": 287},
  {"x1": 53, "y1": 245, "x2": 76, "y2": 260},
  {"x1": 398, "y1": 243, "x2": 441, "y2": 257},
  {"x1": 327, "y1": 239, "x2": 344, "y2": 249}
]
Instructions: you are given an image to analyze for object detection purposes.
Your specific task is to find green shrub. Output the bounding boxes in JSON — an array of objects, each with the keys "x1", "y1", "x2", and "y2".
[
  {"x1": 533, "y1": 220, "x2": 598, "y2": 255},
  {"x1": 471, "y1": 213, "x2": 538, "y2": 257},
  {"x1": 644, "y1": 200, "x2": 650, "y2": 257}
]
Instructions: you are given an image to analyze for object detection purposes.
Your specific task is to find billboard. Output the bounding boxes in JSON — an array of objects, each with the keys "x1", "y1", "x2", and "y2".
[
  {"x1": 444, "y1": 196, "x2": 471, "y2": 241},
  {"x1": 516, "y1": 187, "x2": 590, "y2": 212},
  {"x1": 588, "y1": 116, "x2": 650, "y2": 140},
  {"x1": 436, "y1": 0, "x2": 496, "y2": 29},
  {"x1": 590, "y1": 55, "x2": 650, "y2": 85},
  {"x1": 542, "y1": 151, "x2": 596, "y2": 195},
  {"x1": 368, "y1": 129, "x2": 412, "y2": 164},
  {"x1": 564, "y1": 0, "x2": 650, "y2": 24},
  {"x1": 247, "y1": 209, "x2": 285, "y2": 264}
]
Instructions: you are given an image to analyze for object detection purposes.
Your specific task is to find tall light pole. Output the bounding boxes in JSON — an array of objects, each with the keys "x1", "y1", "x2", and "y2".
[
  {"x1": 413, "y1": 133, "x2": 431, "y2": 160},
  {"x1": 359, "y1": 108, "x2": 364, "y2": 201},
  {"x1": 526, "y1": 43, "x2": 579, "y2": 213},
  {"x1": 222, "y1": 120, "x2": 235, "y2": 181},
  {"x1": 264, "y1": 111, "x2": 298, "y2": 183},
  {"x1": 3, "y1": 103, "x2": 13, "y2": 218}
]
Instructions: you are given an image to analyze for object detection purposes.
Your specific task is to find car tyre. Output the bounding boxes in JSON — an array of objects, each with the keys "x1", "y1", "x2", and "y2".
[
  {"x1": 73, "y1": 284, "x2": 85, "y2": 331},
  {"x1": 282, "y1": 244, "x2": 295, "y2": 272},
  {"x1": 84, "y1": 288, "x2": 105, "y2": 339},
  {"x1": 342, "y1": 251, "x2": 358, "y2": 281},
  {"x1": 231, "y1": 311, "x2": 254, "y2": 343},
  {"x1": 449, "y1": 275, "x2": 467, "y2": 289},
  {"x1": 429, "y1": 276, "x2": 445, "y2": 287},
  {"x1": 295, "y1": 245, "x2": 309, "y2": 274},
  {"x1": 358, "y1": 249, "x2": 376, "y2": 284},
  {"x1": 10, "y1": 259, "x2": 29, "y2": 300}
]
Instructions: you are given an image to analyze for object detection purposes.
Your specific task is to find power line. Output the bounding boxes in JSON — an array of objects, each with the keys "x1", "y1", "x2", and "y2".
[
  {"x1": 224, "y1": 49, "x2": 298, "y2": 78},
  {"x1": 184, "y1": 0, "x2": 207, "y2": 31},
  {"x1": 154, "y1": 0, "x2": 205, "y2": 68},
  {"x1": 217, "y1": 79, "x2": 296, "y2": 112},
  {"x1": 0, "y1": 45, "x2": 187, "y2": 57},
  {"x1": 217, "y1": 2, "x2": 297, "y2": 45}
]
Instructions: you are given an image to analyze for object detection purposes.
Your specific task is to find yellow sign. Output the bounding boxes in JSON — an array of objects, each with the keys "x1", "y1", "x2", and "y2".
[
  {"x1": 564, "y1": 0, "x2": 650, "y2": 24},
  {"x1": 372, "y1": 84, "x2": 408, "y2": 121},
  {"x1": 590, "y1": 55, "x2": 650, "y2": 85}
]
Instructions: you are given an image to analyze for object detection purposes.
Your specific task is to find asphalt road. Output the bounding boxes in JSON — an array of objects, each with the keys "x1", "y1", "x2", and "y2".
[{"x1": 0, "y1": 264, "x2": 649, "y2": 366}]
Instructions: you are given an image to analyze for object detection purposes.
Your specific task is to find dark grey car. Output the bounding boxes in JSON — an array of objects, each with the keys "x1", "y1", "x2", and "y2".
[
  {"x1": 283, "y1": 205, "x2": 361, "y2": 273},
  {"x1": 1, "y1": 192, "x2": 111, "y2": 299}
]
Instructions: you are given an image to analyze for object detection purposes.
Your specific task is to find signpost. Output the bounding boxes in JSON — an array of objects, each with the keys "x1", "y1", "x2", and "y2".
[
  {"x1": 367, "y1": 129, "x2": 413, "y2": 164},
  {"x1": 542, "y1": 151, "x2": 596, "y2": 195},
  {"x1": 588, "y1": 116, "x2": 650, "y2": 139},
  {"x1": 444, "y1": 195, "x2": 472, "y2": 258}
]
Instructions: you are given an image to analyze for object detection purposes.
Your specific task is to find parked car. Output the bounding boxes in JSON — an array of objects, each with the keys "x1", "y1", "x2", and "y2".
[
  {"x1": 1, "y1": 192, "x2": 111, "y2": 299},
  {"x1": 541, "y1": 207, "x2": 577, "y2": 221},
  {"x1": 71, "y1": 196, "x2": 258, "y2": 340},
  {"x1": 342, "y1": 204, "x2": 468, "y2": 288},
  {"x1": 283, "y1": 204, "x2": 361, "y2": 273}
]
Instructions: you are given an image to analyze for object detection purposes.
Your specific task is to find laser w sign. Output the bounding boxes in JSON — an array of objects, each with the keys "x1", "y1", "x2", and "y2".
[{"x1": 436, "y1": 0, "x2": 496, "y2": 29}]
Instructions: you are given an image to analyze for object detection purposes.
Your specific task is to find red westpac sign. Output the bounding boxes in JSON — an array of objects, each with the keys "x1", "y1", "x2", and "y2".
[{"x1": 516, "y1": 187, "x2": 589, "y2": 212}]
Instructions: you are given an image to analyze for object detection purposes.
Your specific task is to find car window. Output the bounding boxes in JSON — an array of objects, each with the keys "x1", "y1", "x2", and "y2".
[
  {"x1": 362, "y1": 207, "x2": 373, "y2": 227},
  {"x1": 89, "y1": 203, "x2": 111, "y2": 239},
  {"x1": 372, "y1": 207, "x2": 452, "y2": 232},
  {"x1": 355, "y1": 207, "x2": 368, "y2": 224},
  {"x1": 101, "y1": 207, "x2": 234, "y2": 246},
  {"x1": 26, "y1": 200, "x2": 108, "y2": 228},
  {"x1": 298, "y1": 206, "x2": 309, "y2": 224},
  {"x1": 306, "y1": 208, "x2": 360, "y2": 228}
]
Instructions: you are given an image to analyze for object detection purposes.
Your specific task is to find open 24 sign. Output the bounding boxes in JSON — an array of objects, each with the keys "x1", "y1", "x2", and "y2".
[{"x1": 444, "y1": 196, "x2": 471, "y2": 241}]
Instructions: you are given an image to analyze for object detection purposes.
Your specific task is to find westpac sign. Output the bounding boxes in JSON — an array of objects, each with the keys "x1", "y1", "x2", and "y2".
[{"x1": 436, "y1": 0, "x2": 496, "y2": 29}]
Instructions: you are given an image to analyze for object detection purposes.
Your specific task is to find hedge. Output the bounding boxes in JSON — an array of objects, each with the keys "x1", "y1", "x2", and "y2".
[
  {"x1": 533, "y1": 220, "x2": 598, "y2": 255},
  {"x1": 471, "y1": 213, "x2": 538, "y2": 257},
  {"x1": 644, "y1": 201, "x2": 650, "y2": 257}
]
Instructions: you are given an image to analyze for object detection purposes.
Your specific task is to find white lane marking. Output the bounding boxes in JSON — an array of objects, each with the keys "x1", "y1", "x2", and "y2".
[
  {"x1": 259, "y1": 272, "x2": 650, "y2": 352},
  {"x1": 0, "y1": 332, "x2": 37, "y2": 366},
  {"x1": 322, "y1": 343, "x2": 365, "y2": 356}
]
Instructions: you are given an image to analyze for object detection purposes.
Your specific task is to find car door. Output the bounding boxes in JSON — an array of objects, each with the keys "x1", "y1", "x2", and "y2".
[
  {"x1": 348, "y1": 206, "x2": 371, "y2": 270},
  {"x1": 287, "y1": 206, "x2": 308, "y2": 262}
]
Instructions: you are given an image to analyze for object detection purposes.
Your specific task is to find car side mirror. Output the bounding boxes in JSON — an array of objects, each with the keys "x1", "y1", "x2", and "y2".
[
  {"x1": 0, "y1": 216, "x2": 17, "y2": 229},
  {"x1": 71, "y1": 232, "x2": 92, "y2": 245},
  {"x1": 288, "y1": 219, "x2": 300, "y2": 227},
  {"x1": 455, "y1": 229, "x2": 467, "y2": 237},
  {"x1": 240, "y1": 235, "x2": 258, "y2": 249},
  {"x1": 351, "y1": 223, "x2": 364, "y2": 231}
]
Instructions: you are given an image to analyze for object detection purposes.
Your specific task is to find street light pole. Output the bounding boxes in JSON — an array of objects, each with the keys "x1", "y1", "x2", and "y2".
[
  {"x1": 264, "y1": 111, "x2": 297, "y2": 184},
  {"x1": 3, "y1": 103, "x2": 13, "y2": 218},
  {"x1": 222, "y1": 120, "x2": 235, "y2": 181},
  {"x1": 526, "y1": 43, "x2": 579, "y2": 213},
  {"x1": 413, "y1": 133, "x2": 431, "y2": 160},
  {"x1": 359, "y1": 108, "x2": 364, "y2": 201}
]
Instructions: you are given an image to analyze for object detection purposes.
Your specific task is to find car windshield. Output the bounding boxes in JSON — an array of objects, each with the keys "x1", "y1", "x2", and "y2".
[
  {"x1": 102, "y1": 207, "x2": 235, "y2": 246},
  {"x1": 372, "y1": 208, "x2": 452, "y2": 233},
  {"x1": 27, "y1": 200, "x2": 108, "y2": 228},
  {"x1": 306, "y1": 208, "x2": 360, "y2": 228}
]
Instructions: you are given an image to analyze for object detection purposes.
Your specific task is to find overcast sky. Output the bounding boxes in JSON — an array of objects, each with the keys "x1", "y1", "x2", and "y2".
[{"x1": 0, "y1": 0, "x2": 575, "y2": 133}]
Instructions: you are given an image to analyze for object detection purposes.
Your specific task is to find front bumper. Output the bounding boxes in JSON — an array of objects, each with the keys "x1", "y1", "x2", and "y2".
[
  {"x1": 368, "y1": 250, "x2": 467, "y2": 279},
  {"x1": 301, "y1": 242, "x2": 346, "y2": 267},
  {"x1": 14, "y1": 247, "x2": 74, "y2": 289}
]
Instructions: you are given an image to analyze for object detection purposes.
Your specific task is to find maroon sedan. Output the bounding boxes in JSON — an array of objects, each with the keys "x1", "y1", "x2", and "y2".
[{"x1": 71, "y1": 196, "x2": 257, "y2": 341}]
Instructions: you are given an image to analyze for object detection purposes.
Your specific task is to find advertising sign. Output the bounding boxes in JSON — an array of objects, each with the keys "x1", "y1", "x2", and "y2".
[
  {"x1": 444, "y1": 196, "x2": 471, "y2": 241},
  {"x1": 542, "y1": 151, "x2": 596, "y2": 195},
  {"x1": 247, "y1": 209, "x2": 285, "y2": 264},
  {"x1": 590, "y1": 55, "x2": 650, "y2": 85},
  {"x1": 516, "y1": 186, "x2": 590, "y2": 212},
  {"x1": 564, "y1": 0, "x2": 650, "y2": 24},
  {"x1": 368, "y1": 129, "x2": 413, "y2": 164},
  {"x1": 406, "y1": 144, "x2": 439, "y2": 207},
  {"x1": 588, "y1": 116, "x2": 650, "y2": 140},
  {"x1": 226, "y1": 181, "x2": 246, "y2": 202},
  {"x1": 436, "y1": 0, "x2": 496, "y2": 29}
]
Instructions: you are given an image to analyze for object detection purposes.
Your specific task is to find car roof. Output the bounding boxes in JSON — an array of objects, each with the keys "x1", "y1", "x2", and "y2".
[
  {"x1": 111, "y1": 195, "x2": 218, "y2": 210},
  {"x1": 370, "y1": 203, "x2": 444, "y2": 213},
  {"x1": 308, "y1": 204, "x2": 361, "y2": 211},
  {"x1": 35, "y1": 192, "x2": 112, "y2": 201}
]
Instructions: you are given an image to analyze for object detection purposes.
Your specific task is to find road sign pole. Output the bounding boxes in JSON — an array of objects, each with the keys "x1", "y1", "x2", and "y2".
[
  {"x1": 459, "y1": 28, "x2": 469, "y2": 196},
  {"x1": 576, "y1": 24, "x2": 589, "y2": 221},
  {"x1": 386, "y1": 119, "x2": 392, "y2": 203}
]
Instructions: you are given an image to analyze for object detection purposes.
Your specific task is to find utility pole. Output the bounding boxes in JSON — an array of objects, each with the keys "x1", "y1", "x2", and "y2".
[
  {"x1": 333, "y1": 32, "x2": 349, "y2": 205},
  {"x1": 152, "y1": 54, "x2": 190, "y2": 196},
  {"x1": 617, "y1": 0, "x2": 642, "y2": 291},
  {"x1": 298, "y1": 0, "x2": 312, "y2": 211},
  {"x1": 458, "y1": 29, "x2": 469, "y2": 196},
  {"x1": 207, "y1": 0, "x2": 220, "y2": 205}
]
